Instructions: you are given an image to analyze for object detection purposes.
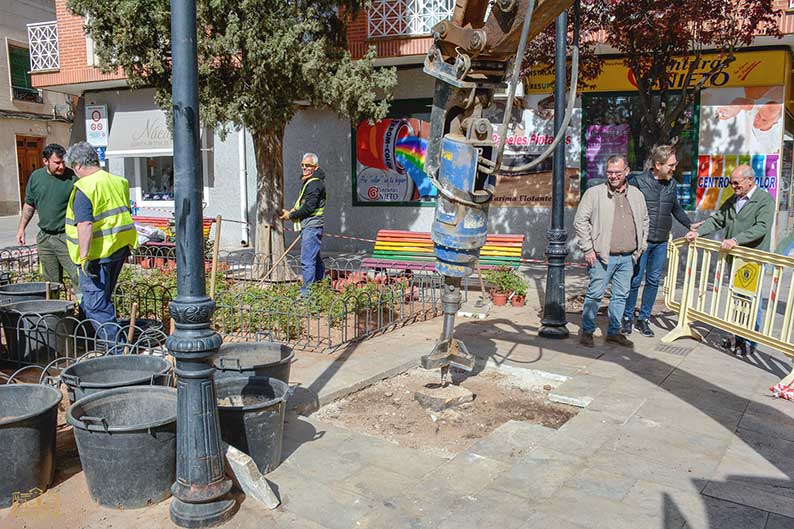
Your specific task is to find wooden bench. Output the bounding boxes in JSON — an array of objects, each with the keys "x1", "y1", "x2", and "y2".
[
  {"x1": 361, "y1": 230, "x2": 524, "y2": 272},
  {"x1": 132, "y1": 215, "x2": 215, "y2": 241}
]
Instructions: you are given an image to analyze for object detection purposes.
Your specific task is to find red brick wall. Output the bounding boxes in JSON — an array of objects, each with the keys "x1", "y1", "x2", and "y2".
[
  {"x1": 346, "y1": 9, "x2": 431, "y2": 60},
  {"x1": 31, "y1": 0, "x2": 125, "y2": 88}
]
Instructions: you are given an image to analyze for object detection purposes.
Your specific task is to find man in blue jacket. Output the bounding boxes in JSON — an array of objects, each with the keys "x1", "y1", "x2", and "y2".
[
  {"x1": 281, "y1": 153, "x2": 327, "y2": 295},
  {"x1": 622, "y1": 145, "x2": 692, "y2": 337}
]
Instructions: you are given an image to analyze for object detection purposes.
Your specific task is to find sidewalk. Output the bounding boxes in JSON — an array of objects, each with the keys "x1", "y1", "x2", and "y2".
[{"x1": 2, "y1": 267, "x2": 794, "y2": 529}]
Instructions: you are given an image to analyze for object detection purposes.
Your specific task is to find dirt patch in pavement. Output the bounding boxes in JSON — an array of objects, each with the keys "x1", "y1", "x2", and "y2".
[{"x1": 315, "y1": 367, "x2": 578, "y2": 457}]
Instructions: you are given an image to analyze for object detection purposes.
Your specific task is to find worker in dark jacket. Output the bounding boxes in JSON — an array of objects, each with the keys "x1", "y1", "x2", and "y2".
[
  {"x1": 281, "y1": 152, "x2": 327, "y2": 295},
  {"x1": 622, "y1": 145, "x2": 692, "y2": 337}
]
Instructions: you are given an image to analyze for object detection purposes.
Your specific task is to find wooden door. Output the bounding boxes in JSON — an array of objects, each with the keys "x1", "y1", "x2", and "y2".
[{"x1": 16, "y1": 136, "x2": 44, "y2": 209}]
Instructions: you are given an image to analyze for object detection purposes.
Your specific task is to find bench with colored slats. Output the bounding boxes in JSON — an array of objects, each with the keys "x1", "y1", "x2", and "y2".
[
  {"x1": 132, "y1": 215, "x2": 216, "y2": 240},
  {"x1": 362, "y1": 230, "x2": 524, "y2": 272}
]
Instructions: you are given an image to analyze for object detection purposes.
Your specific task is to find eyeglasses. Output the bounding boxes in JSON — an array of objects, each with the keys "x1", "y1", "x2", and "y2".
[
  {"x1": 606, "y1": 170, "x2": 626, "y2": 176},
  {"x1": 301, "y1": 163, "x2": 316, "y2": 168},
  {"x1": 666, "y1": 161, "x2": 678, "y2": 167}
]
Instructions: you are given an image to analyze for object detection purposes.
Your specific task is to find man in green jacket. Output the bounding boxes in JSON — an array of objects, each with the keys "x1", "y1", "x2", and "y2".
[
  {"x1": 685, "y1": 163, "x2": 774, "y2": 355},
  {"x1": 16, "y1": 143, "x2": 80, "y2": 296}
]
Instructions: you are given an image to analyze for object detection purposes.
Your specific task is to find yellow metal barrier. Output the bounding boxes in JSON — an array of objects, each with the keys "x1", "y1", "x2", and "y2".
[{"x1": 663, "y1": 236, "x2": 794, "y2": 385}]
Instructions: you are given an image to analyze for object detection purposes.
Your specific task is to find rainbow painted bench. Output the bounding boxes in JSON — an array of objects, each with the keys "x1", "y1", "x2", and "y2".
[
  {"x1": 361, "y1": 230, "x2": 524, "y2": 272},
  {"x1": 132, "y1": 216, "x2": 215, "y2": 241}
]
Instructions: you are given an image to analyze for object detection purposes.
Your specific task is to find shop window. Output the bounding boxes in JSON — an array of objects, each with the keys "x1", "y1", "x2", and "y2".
[
  {"x1": 8, "y1": 45, "x2": 42, "y2": 103},
  {"x1": 582, "y1": 92, "x2": 696, "y2": 208},
  {"x1": 141, "y1": 156, "x2": 174, "y2": 201}
]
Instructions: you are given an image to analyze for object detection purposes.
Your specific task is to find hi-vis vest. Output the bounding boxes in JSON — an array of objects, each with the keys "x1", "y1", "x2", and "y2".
[
  {"x1": 292, "y1": 177, "x2": 325, "y2": 231},
  {"x1": 65, "y1": 170, "x2": 138, "y2": 264}
]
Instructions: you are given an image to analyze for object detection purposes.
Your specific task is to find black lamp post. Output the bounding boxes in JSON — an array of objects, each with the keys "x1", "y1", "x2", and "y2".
[
  {"x1": 539, "y1": 9, "x2": 570, "y2": 339},
  {"x1": 167, "y1": 0, "x2": 236, "y2": 526}
]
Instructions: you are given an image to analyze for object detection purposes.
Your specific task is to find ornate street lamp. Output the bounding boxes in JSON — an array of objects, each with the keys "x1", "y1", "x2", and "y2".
[
  {"x1": 167, "y1": 0, "x2": 236, "y2": 526},
  {"x1": 539, "y1": 9, "x2": 571, "y2": 339}
]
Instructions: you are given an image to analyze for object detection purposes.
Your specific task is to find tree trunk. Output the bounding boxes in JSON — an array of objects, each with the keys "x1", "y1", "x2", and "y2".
[{"x1": 252, "y1": 125, "x2": 292, "y2": 279}]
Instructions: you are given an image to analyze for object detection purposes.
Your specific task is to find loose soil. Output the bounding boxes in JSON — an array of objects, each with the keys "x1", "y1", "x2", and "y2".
[{"x1": 315, "y1": 367, "x2": 578, "y2": 457}]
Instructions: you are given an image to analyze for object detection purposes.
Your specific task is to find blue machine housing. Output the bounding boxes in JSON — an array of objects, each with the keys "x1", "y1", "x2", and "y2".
[{"x1": 431, "y1": 136, "x2": 490, "y2": 277}]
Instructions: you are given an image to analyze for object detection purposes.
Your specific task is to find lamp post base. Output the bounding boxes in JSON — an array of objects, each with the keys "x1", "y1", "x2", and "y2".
[
  {"x1": 170, "y1": 497, "x2": 237, "y2": 528},
  {"x1": 539, "y1": 323, "x2": 570, "y2": 339}
]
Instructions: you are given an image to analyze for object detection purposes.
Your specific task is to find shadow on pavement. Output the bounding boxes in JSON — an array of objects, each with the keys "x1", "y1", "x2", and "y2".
[{"x1": 454, "y1": 313, "x2": 794, "y2": 529}]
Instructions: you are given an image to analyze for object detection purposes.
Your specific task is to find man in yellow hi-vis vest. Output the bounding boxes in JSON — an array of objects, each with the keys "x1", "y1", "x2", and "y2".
[
  {"x1": 64, "y1": 142, "x2": 137, "y2": 350},
  {"x1": 280, "y1": 152, "x2": 326, "y2": 295}
]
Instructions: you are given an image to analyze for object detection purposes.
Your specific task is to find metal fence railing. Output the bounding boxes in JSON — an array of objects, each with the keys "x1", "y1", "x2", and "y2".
[{"x1": 0, "y1": 245, "x2": 443, "y2": 367}]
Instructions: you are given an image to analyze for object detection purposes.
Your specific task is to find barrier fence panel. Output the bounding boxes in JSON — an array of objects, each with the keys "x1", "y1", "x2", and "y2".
[{"x1": 663, "y1": 236, "x2": 794, "y2": 387}]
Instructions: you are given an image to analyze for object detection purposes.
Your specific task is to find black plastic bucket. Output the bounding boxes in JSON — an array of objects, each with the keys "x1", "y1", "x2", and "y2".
[
  {"x1": 67, "y1": 386, "x2": 177, "y2": 509},
  {"x1": 0, "y1": 300, "x2": 76, "y2": 364},
  {"x1": 60, "y1": 354, "x2": 172, "y2": 404},
  {"x1": 216, "y1": 376, "x2": 289, "y2": 474},
  {"x1": 0, "y1": 384, "x2": 62, "y2": 507},
  {"x1": 211, "y1": 342, "x2": 294, "y2": 383},
  {"x1": 0, "y1": 282, "x2": 62, "y2": 303}
]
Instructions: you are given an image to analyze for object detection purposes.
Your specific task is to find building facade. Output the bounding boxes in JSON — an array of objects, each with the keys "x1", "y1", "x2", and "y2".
[
  {"x1": 27, "y1": 0, "x2": 794, "y2": 255},
  {"x1": 1, "y1": 0, "x2": 73, "y2": 216}
]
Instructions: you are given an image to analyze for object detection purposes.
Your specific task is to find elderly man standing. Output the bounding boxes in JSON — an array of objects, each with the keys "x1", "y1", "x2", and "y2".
[
  {"x1": 281, "y1": 152, "x2": 327, "y2": 295},
  {"x1": 622, "y1": 145, "x2": 692, "y2": 337},
  {"x1": 16, "y1": 144, "x2": 80, "y2": 296},
  {"x1": 575, "y1": 155, "x2": 649, "y2": 347},
  {"x1": 64, "y1": 142, "x2": 137, "y2": 348},
  {"x1": 686, "y1": 164, "x2": 774, "y2": 355}
]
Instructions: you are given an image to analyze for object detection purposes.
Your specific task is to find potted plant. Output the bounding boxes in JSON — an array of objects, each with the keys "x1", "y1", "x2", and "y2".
[
  {"x1": 510, "y1": 275, "x2": 528, "y2": 307},
  {"x1": 483, "y1": 267, "x2": 517, "y2": 306}
]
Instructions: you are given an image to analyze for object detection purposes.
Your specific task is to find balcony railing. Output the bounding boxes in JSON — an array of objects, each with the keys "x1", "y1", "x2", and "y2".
[
  {"x1": 27, "y1": 21, "x2": 59, "y2": 72},
  {"x1": 367, "y1": 0, "x2": 455, "y2": 39}
]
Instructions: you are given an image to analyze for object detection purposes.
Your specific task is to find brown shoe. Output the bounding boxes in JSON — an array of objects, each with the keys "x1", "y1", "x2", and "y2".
[
  {"x1": 606, "y1": 334, "x2": 634, "y2": 347},
  {"x1": 580, "y1": 333, "x2": 594, "y2": 347}
]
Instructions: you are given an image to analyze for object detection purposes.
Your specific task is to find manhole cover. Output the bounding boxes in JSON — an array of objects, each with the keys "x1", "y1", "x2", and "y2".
[{"x1": 654, "y1": 344, "x2": 693, "y2": 357}]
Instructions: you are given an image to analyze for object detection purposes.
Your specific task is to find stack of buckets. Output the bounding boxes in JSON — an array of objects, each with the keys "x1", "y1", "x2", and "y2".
[{"x1": 1, "y1": 330, "x2": 292, "y2": 509}]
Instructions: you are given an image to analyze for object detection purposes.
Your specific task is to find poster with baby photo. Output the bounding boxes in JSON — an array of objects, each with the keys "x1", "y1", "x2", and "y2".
[{"x1": 698, "y1": 86, "x2": 784, "y2": 156}]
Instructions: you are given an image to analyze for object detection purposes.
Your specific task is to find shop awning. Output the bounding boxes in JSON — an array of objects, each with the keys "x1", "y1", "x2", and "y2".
[{"x1": 105, "y1": 109, "x2": 173, "y2": 157}]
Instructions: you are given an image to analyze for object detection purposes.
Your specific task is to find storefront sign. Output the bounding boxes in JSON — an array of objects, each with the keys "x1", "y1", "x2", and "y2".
[
  {"x1": 525, "y1": 50, "x2": 788, "y2": 94},
  {"x1": 696, "y1": 154, "x2": 779, "y2": 210},
  {"x1": 485, "y1": 95, "x2": 582, "y2": 208},
  {"x1": 106, "y1": 109, "x2": 173, "y2": 157},
  {"x1": 85, "y1": 104, "x2": 108, "y2": 147}
]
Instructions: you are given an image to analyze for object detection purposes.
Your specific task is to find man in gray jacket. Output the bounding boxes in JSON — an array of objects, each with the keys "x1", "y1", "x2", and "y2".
[{"x1": 575, "y1": 155, "x2": 649, "y2": 347}]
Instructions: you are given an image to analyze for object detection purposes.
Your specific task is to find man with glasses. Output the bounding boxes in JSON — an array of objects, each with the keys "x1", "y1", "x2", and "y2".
[
  {"x1": 685, "y1": 164, "x2": 774, "y2": 356},
  {"x1": 575, "y1": 155, "x2": 649, "y2": 348},
  {"x1": 622, "y1": 145, "x2": 692, "y2": 337},
  {"x1": 281, "y1": 153, "x2": 327, "y2": 295}
]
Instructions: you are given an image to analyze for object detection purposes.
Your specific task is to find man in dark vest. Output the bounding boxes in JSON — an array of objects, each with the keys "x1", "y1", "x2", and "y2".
[
  {"x1": 622, "y1": 144, "x2": 692, "y2": 337},
  {"x1": 281, "y1": 152, "x2": 327, "y2": 295}
]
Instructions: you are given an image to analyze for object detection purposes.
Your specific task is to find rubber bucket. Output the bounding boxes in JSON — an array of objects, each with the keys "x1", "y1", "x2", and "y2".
[
  {"x1": 0, "y1": 282, "x2": 62, "y2": 304},
  {"x1": 67, "y1": 386, "x2": 177, "y2": 509},
  {"x1": 60, "y1": 354, "x2": 172, "y2": 405},
  {"x1": 211, "y1": 342, "x2": 294, "y2": 383},
  {"x1": 0, "y1": 384, "x2": 62, "y2": 507},
  {"x1": 216, "y1": 376, "x2": 289, "y2": 474},
  {"x1": 0, "y1": 300, "x2": 76, "y2": 364}
]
